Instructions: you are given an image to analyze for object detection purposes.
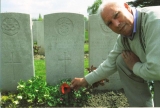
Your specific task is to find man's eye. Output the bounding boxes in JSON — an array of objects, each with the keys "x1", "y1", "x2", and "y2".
[
  {"x1": 107, "y1": 22, "x2": 112, "y2": 26},
  {"x1": 114, "y1": 12, "x2": 119, "y2": 19}
]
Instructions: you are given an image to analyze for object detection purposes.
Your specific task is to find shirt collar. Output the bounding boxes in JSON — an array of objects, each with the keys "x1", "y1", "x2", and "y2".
[{"x1": 122, "y1": 7, "x2": 137, "y2": 40}]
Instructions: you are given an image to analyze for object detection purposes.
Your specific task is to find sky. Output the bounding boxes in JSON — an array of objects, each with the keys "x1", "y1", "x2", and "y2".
[{"x1": 1, "y1": 0, "x2": 133, "y2": 19}]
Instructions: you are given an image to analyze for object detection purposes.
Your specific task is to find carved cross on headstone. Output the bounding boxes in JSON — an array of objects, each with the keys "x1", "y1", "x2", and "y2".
[
  {"x1": 58, "y1": 52, "x2": 71, "y2": 73},
  {"x1": 5, "y1": 52, "x2": 21, "y2": 81}
]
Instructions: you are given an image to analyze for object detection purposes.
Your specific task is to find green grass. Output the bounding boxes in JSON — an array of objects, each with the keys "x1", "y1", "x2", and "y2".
[
  {"x1": 34, "y1": 59, "x2": 46, "y2": 80},
  {"x1": 85, "y1": 30, "x2": 88, "y2": 41},
  {"x1": 84, "y1": 43, "x2": 89, "y2": 53},
  {"x1": 84, "y1": 57, "x2": 89, "y2": 75}
]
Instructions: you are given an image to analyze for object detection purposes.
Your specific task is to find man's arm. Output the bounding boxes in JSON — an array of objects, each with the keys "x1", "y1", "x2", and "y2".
[{"x1": 133, "y1": 9, "x2": 160, "y2": 80}]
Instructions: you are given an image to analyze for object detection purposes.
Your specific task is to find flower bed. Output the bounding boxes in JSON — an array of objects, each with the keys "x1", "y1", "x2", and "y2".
[{"x1": 1, "y1": 76, "x2": 129, "y2": 107}]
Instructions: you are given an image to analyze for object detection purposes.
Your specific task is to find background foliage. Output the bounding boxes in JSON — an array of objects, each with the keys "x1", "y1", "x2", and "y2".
[{"x1": 128, "y1": 0, "x2": 160, "y2": 7}]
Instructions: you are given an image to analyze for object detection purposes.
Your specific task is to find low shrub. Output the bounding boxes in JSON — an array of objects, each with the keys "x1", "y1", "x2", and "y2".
[{"x1": 33, "y1": 45, "x2": 41, "y2": 55}]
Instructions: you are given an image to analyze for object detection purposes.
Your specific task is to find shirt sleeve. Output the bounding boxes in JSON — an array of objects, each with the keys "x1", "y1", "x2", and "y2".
[
  {"x1": 85, "y1": 35, "x2": 123, "y2": 85},
  {"x1": 133, "y1": 13, "x2": 160, "y2": 80}
]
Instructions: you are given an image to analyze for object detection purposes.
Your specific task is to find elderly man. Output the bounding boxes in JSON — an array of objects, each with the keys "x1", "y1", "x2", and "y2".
[{"x1": 71, "y1": 0, "x2": 160, "y2": 107}]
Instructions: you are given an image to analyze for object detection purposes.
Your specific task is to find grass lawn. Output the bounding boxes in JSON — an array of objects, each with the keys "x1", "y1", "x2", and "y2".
[
  {"x1": 85, "y1": 30, "x2": 88, "y2": 42},
  {"x1": 84, "y1": 43, "x2": 88, "y2": 53},
  {"x1": 34, "y1": 59, "x2": 46, "y2": 80}
]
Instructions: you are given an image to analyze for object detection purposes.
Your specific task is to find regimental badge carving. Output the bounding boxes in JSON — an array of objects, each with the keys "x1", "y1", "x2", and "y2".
[
  {"x1": 55, "y1": 17, "x2": 73, "y2": 36},
  {"x1": 100, "y1": 24, "x2": 112, "y2": 33},
  {"x1": 1, "y1": 17, "x2": 20, "y2": 36}
]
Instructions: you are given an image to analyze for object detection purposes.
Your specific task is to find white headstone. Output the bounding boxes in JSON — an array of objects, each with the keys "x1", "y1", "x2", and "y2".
[
  {"x1": 85, "y1": 20, "x2": 88, "y2": 31},
  {"x1": 36, "y1": 21, "x2": 44, "y2": 55},
  {"x1": 32, "y1": 21, "x2": 44, "y2": 55},
  {"x1": 88, "y1": 14, "x2": 123, "y2": 90},
  {"x1": 44, "y1": 13, "x2": 84, "y2": 85},
  {"x1": 32, "y1": 21, "x2": 38, "y2": 44},
  {"x1": 0, "y1": 13, "x2": 35, "y2": 91}
]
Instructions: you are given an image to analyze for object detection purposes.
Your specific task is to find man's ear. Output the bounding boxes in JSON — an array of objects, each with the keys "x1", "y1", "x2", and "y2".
[{"x1": 124, "y1": 3, "x2": 131, "y2": 12}]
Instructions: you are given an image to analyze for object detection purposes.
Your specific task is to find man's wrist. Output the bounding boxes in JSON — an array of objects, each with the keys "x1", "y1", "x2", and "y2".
[{"x1": 82, "y1": 77, "x2": 88, "y2": 87}]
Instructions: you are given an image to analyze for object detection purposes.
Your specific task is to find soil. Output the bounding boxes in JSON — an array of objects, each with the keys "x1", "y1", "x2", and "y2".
[
  {"x1": 34, "y1": 54, "x2": 45, "y2": 60},
  {"x1": 82, "y1": 89, "x2": 129, "y2": 107}
]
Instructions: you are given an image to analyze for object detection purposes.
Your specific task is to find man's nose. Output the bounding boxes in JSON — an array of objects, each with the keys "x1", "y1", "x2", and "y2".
[{"x1": 112, "y1": 20, "x2": 120, "y2": 27}]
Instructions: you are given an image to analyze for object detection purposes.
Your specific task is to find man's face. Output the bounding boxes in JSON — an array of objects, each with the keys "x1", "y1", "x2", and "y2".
[{"x1": 101, "y1": 3, "x2": 134, "y2": 36}]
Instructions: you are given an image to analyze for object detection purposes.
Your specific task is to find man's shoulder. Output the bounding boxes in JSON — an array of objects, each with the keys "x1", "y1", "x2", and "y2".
[
  {"x1": 139, "y1": 6, "x2": 160, "y2": 13},
  {"x1": 137, "y1": 6, "x2": 160, "y2": 20}
]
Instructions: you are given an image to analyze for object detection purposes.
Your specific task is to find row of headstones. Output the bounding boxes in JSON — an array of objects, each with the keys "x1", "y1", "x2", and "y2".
[{"x1": 0, "y1": 12, "x2": 123, "y2": 92}]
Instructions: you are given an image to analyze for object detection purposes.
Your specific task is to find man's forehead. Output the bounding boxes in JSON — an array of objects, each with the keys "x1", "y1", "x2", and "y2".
[
  {"x1": 102, "y1": 6, "x2": 118, "y2": 20},
  {"x1": 104, "y1": 3, "x2": 120, "y2": 12}
]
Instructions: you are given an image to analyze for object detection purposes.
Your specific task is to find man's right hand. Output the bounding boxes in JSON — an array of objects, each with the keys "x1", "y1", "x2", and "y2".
[
  {"x1": 121, "y1": 50, "x2": 140, "y2": 70},
  {"x1": 70, "y1": 77, "x2": 88, "y2": 90}
]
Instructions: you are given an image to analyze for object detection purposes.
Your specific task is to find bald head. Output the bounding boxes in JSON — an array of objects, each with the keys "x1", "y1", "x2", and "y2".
[{"x1": 98, "y1": 0, "x2": 126, "y2": 15}]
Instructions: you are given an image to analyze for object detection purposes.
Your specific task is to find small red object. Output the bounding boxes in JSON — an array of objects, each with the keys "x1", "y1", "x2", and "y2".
[{"x1": 61, "y1": 83, "x2": 71, "y2": 94}]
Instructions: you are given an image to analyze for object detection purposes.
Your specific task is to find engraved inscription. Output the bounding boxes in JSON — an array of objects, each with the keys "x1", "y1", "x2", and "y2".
[
  {"x1": 55, "y1": 17, "x2": 73, "y2": 36},
  {"x1": 58, "y1": 52, "x2": 71, "y2": 73},
  {"x1": 1, "y1": 17, "x2": 20, "y2": 36},
  {"x1": 100, "y1": 24, "x2": 112, "y2": 33},
  {"x1": 5, "y1": 52, "x2": 21, "y2": 81}
]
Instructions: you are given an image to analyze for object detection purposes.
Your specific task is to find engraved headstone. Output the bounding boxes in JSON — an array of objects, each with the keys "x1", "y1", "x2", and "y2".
[
  {"x1": 89, "y1": 14, "x2": 123, "y2": 90},
  {"x1": 44, "y1": 13, "x2": 84, "y2": 85},
  {"x1": 0, "y1": 13, "x2": 34, "y2": 91}
]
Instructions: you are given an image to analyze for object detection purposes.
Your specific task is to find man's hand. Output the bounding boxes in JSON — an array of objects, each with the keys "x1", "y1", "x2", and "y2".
[
  {"x1": 121, "y1": 50, "x2": 141, "y2": 70},
  {"x1": 70, "y1": 78, "x2": 88, "y2": 90}
]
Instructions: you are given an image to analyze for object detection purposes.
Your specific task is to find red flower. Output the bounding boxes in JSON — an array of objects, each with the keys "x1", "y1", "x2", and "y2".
[{"x1": 61, "y1": 83, "x2": 71, "y2": 94}]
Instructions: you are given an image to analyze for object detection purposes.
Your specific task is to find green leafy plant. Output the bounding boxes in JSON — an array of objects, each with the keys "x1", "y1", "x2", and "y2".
[
  {"x1": 33, "y1": 45, "x2": 41, "y2": 55},
  {"x1": 1, "y1": 92, "x2": 18, "y2": 108},
  {"x1": 54, "y1": 79, "x2": 91, "y2": 107},
  {"x1": 1, "y1": 76, "x2": 91, "y2": 107},
  {"x1": 16, "y1": 76, "x2": 57, "y2": 107},
  {"x1": 148, "y1": 81, "x2": 154, "y2": 96}
]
